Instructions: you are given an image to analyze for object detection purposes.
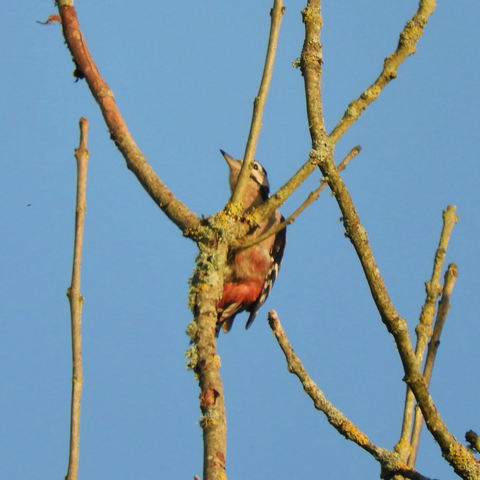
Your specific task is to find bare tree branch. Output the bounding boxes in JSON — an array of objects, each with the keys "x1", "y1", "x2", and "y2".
[
  {"x1": 423, "y1": 263, "x2": 458, "y2": 385},
  {"x1": 268, "y1": 311, "x2": 436, "y2": 480},
  {"x1": 329, "y1": 0, "x2": 437, "y2": 143},
  {"x1": 55, "y1": 1, "x2": 199, "y2": 233},
  {"x1": 408, "y1": 263, "x2": 459, "y2": 468},
  {"x1": 397, "y1": 207, "x2": 459, "y2": 462},
  {"x1": 300, "y1": 0, "x2": 479, "y2": 476},
  {"x1": 302, "y1": 0, "x2": 415, "y2": 376},
  {"x1": 416, "y1": 207, "x2": 459, "y2": 367},
  {"x1": 230, "y1": 0, "x2": 285, "y2": 212},
  {"x1": 65, "y1": 117, "x2": 89, "y2": 480},
  {"x1": 424, "y1": 264, "x2": 458, "y2": 387},
  {"x1": 240, "y1": 0, "x2": 328, "y2": 229}
]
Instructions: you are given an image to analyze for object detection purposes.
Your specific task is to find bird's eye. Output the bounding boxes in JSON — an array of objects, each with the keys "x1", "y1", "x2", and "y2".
[{"x1": 253, "y1": 163, "x2": 259, "y2": 170}]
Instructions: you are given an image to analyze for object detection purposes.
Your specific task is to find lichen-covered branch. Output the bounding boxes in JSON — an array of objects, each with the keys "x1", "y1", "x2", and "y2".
[
  {"x1": 329, "y1": 0, "x2": 437, "y2": 144},
  {"x1": 55, "y1": 1, "x2": 199, "y2": 233},
  {"x1": 300, "y1": 0, "x2": 479, "y2": 476},
  {"x1": 312, "y1": 65, "x2": 479, "y2": 480},
  {"x1": 65, "y1": 117, "x2": 89, "y2": 480},
  {"x1": 300, "y1": 0, "x2": 326, "y2": 145},
  {"x1": 301, "y1": 0, "x2": 413, "y2": 363},
  {"x1": 190, "y1": 292, "x2": 227, "y2": 480},
  {"x1": 186, "y1": 218, "x2": 231, "y2": 480},
  {"x1": 268, "y1": 311, "x2": 435, "y2": 480}
]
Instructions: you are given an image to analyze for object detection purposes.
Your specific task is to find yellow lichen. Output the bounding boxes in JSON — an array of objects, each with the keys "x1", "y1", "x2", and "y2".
[
  {"x1": 199, "y1": 415, "x2": 218, "y2": 429},
  {"x1": 185, "y1": 344, "x2": 198, "y2": 372},
  {"x1": 224, "y1": 201, "x2": 244, "y2": 218},
  {"x1": 445, "y1": 441, "x2": 478, "y2": 474},
  {"x1": 340, "y1": 420, "x2": 370, "y2": 446}
]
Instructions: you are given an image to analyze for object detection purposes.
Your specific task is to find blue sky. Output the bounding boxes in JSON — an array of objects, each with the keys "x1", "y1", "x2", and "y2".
[{"x1": 2, "y1": 1, "x2": 479, "y2": 479}]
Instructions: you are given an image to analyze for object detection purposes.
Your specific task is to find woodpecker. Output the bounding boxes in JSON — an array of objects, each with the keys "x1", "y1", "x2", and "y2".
[{"x1": 216, "y1": 150, "x2": 286, "y2": 334}]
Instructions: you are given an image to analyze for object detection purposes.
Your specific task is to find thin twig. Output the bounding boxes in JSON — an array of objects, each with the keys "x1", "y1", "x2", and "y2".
[
  {"x1": 423, "y1": 264, "x2": 458, "y2": 386},
  {"x1": 36, "y1": 14, "x2": 61, "y2": 24},
  {"x1": 396, "y1": 207, "x2": 459, "y2": 462},
  {"x1": 65, "y1": 117, "x2": 89, "y2": 480},
  {"x1": 417, "y1": 207, "x2": 459, "y2": 366},
  {"x1": 268, "y1": 311, "x2": 436, "y2": 480},
  {"x1": 230, "y1": 0, "x2": 285, "y2": 210},
  {"x1": 240, "y1": 0, "x2": 327, "y2": 229},
  {"x1": 408, "y1": 264, "x2": 459, "y2": 468},
  {"x1": 238, "y1": 146, "x2": 361, "y2": 250}
]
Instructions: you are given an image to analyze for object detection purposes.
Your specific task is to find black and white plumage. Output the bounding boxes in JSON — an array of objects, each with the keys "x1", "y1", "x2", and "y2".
[{"x1": 216, "y1": 150, "x2": 286, "y2": 334}]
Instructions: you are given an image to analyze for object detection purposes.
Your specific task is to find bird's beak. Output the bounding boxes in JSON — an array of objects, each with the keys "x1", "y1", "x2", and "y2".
[{"x1": 220, "y1": 149, "x2": 240, "y2": 168}]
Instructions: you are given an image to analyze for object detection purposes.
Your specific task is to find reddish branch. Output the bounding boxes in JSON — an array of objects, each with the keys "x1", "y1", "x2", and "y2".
[{"x1": 55, "y1": 2, "x2": 199, "y2": 233}]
